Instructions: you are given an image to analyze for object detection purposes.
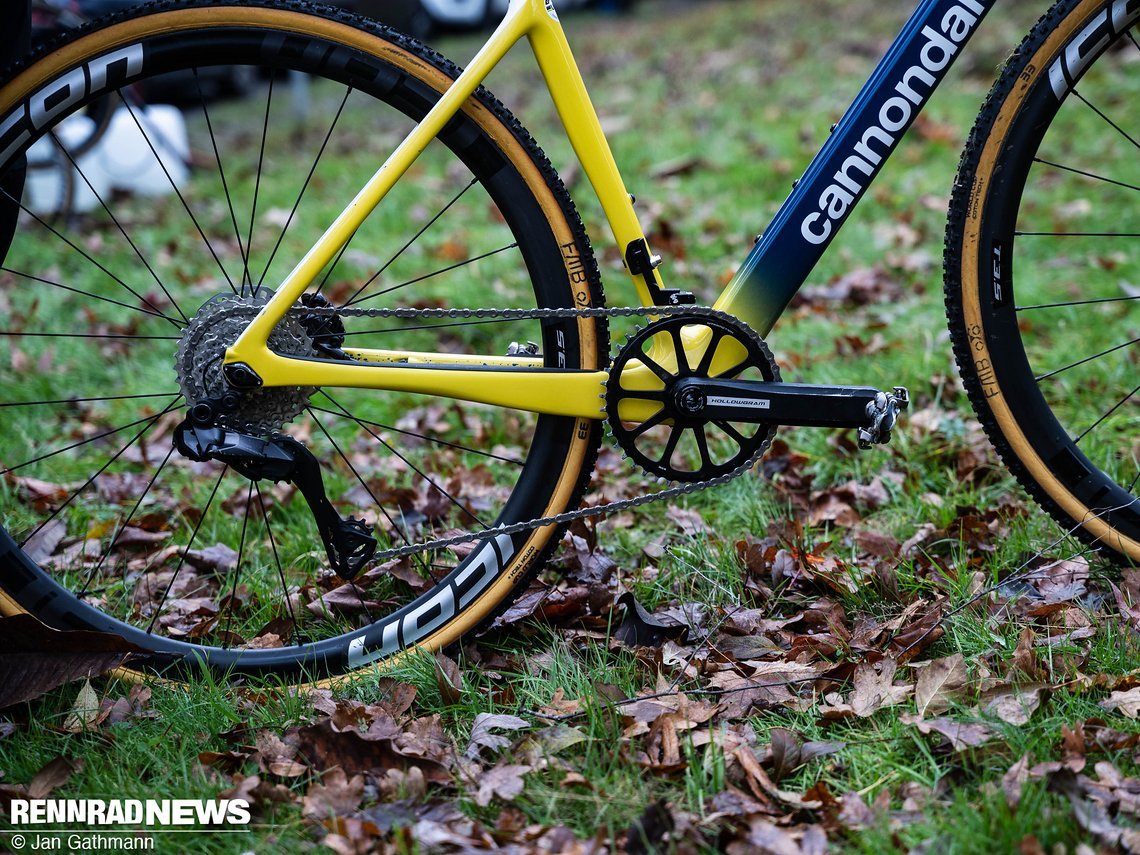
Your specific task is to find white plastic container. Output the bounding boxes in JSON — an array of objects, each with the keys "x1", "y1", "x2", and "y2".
[
  {"x1": 97, "y1": 104, "x2": 190, "y2": 196},
  {"x1": 23, "y1": 114, "x2": 111, "y2": 216},
  {"x1": 22, "y1": 104, "x2": 189, "y2": 216}
]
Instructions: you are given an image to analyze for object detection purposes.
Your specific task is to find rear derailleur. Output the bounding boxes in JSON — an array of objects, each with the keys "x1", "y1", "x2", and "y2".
[{"x1": 173, "y1": 395, "x2": 376, "y2": 581}]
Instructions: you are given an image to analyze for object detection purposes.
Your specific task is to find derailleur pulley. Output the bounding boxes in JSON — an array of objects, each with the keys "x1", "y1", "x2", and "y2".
[{"x1": 174, "y1": 408, "x2": 376, "y2": 580}]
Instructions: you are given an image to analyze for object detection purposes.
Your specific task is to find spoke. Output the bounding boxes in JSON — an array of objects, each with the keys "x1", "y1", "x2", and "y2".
[
  {"x1": 246, "y1": 75, "x2": 275, "y2": 296},
  {"x1": 1016, "y1": 230, "x2": 1140, "y2": 237},
  {"x1": 52, "y1": 117, "x2": 189, "y2": 324},
  {"x1": 314, "y1": 227, "x2": 362, "y2": 297},
  {"x1": 1033, "y1": 156, "x2": 1140, "y2": 194},
  {"x1": 1, "y1": 266, "x2": 181, "y2": 326},
  {"x1": 255, "y1": 86, "x2": 353, "y2": 289},
  {"x1": 222, "y1": 480, "x2": 255, "y2": 650},
  {"x1": 0, "y1": 392, "x2": 179, "y2": 409},
  {"x1": 20, "y1": 404, "x2": 176, "y2": 550},
  {"x1": 254, "y1": 480, "x2": 300, "y2": 645},
  {"x1": 119, "y1": 91, "x2": 237, "y2": 294},
  {"x1": 79, "y1": 445, "x2": 175, "y2": 598},
  {"x1": 308, "y1": 403, "x2": 524, "y2": 465},
  {"x1": 0, "y1": 195, "x2": 184, "y2": 329},
  {"x1": 670, "y1": 326, "x2": 690, "y2": 375},
  {"x1": 1129, "y1": 467, "x2": 1140, "y2": 493},
  {"x1": 1035, "y1": 336, "x2": 1140, "y2": 381},
  {"x1": 1018, "y1": 294, "x2": 1140, "y2": 311},
  {"x1": 1130, "y1": 30, "x2": 1140, "y2": 55},
  {"x1": 318, "y1": 396, "x2": 487, "y2": 529},
  {"x1": 1074, "y1": 382, "x2": 1140, "y2": 445},
  {"x1": 1, "y1": 396, "x2": 182, "y2": 475},
  {"x1": 657, "y1": 424, "x2": 682, "y2": 467},
  {"x1": 146, "y1": 466, "x2": 227, "y2": 634},
  {"x1": 1072, "y1": 88, "x2": 1140, "y2": 152},
  {"x1": 695, "y1": 329, "x2": 725, "y2": 377},
  {"x1": 692, "y1": 424, "x2": 713, "y2": 469},
  {"x1": 0, "y1": 330, "x2": 180, "y2": 341},
  {"x1": 633, "y1": 349, "x2": 677, "y2": 386},
  {"x1": 713, "y1": 419, "x2": 749, "y2": 445},
  {"x1": 343, "y1": 177, "x2": 479, "y2": 305},
  {"x1": 195, "y1": 68, "x2": 252, "y2": 293},
  {"x1": 345, "y1": 244, "x2": 520, "y2": 306},
  {"x1": 628, "y1": 408, "x2": 668, "y2": 439}
]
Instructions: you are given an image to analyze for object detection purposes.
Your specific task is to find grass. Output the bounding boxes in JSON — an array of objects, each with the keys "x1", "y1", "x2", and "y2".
[{"x1": 3, "y1": 0, "x2": 1140, "y2": 850}]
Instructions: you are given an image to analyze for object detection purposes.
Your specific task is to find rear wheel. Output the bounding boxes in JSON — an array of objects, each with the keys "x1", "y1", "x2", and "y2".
[
  {"x1": 0, "y1": 0, "x2": 606, "y2": 682},
  {"x1": 946, "y1": 0, "x2": 1140, "y2": 560}
]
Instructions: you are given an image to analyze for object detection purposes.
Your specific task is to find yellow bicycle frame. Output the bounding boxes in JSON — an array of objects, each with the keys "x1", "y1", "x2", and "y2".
[{"x1": 226, "y1": 0, "x2": 681, "y2": 421}]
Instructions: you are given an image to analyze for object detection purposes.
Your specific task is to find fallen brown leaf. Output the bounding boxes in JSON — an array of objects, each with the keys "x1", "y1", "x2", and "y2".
[
  {"x1": 1003, "y1": 753, "x2": 1030, "y2": 811},
  {"x1": 0, "y1": 614, "x2": 143, "y2": 708},
  {"x1": 62, "y1": 680, "x2": 101, "y2": 733},
  {"x1": 613, "y1": 592, "x2": 687, "y2": 647},
  {"x1": 301, "y1": 768, "x2": 364, "y2": 820},
  {"x1": 851, "y1": 659, "x2": 912, "y2": 718},
  {"x1": 472, "y1": 763, "x2": 531, "y2": 807},
  {"x1": 982, "y1": 685, "x2": 1046, "y2": 726},
  {"x1": 900, "y1": 713, "x2": 996, "y2": 751},
  {"x1": 1101, "y1": 687, "x2": 1140, "y2": 718},
  {"x1": 914, "y1": 654, "x2": 967, "y2": 716},
  {"x1": 28, "y1": 756, "x2": 80, "y2": 799},
  {"x1": 465, "y1": 713, "x2": 529, "y2": 759},
  {"x1": 434, "y1": 652, "x2": 463, "y2": 705}
]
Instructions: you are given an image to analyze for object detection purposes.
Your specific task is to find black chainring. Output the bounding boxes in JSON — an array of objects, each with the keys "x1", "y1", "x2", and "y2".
[{"x1": 605, "y1": 314, "x2": 780, "y2": 482}]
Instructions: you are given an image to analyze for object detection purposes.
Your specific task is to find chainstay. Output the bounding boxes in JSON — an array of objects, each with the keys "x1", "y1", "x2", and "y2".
[{"x1": 292, "y1": 303, "x2": 776, "y2": 562}]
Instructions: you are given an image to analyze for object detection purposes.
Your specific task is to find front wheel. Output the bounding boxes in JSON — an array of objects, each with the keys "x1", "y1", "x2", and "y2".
[
  {"x1": 946, "y1": 0, "x2": 1140, "y2": 559},
  {"x1": 0, "y1": 0, "x2": 607, "y2": 683}
]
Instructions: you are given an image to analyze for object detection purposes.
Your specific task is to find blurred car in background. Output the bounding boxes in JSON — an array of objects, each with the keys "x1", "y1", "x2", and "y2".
[
  {"x1": 30, "y1": 0, "x2": 628, "y2": 98},
  {"x1": 32, "y1": 0, "x2": 431, "y2": 99},
  {"x1": 350, "y1": 0, "x2": 599, "y2": 34},
  {"x1": 35, "y1": 0, "x2": 614, "y2": 47}
]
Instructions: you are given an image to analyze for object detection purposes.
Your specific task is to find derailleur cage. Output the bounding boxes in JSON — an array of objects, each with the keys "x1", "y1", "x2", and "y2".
[{"x1": 173, "y1": 416, "x2": 377, "y2": 580}]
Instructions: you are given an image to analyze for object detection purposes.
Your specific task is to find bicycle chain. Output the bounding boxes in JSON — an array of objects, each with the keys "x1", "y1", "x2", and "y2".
[{"x1": 289, "y1": 302, "x2": 778, "y2": 562}]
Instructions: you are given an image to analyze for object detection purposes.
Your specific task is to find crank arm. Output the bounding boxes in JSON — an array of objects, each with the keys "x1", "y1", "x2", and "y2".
[{"x1": 673, "y1": 378, "x2": 909, "y2": 446}]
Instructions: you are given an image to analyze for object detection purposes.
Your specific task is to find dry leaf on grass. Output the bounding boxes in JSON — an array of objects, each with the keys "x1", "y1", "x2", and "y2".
[
  {"x1": 62, "y1": 680, "x2": 100, "y2": 733},
  {"x1": 613, "y1": 592, "x2": 687, "y2": 647},
  {"x1": 472, "y1": 763, "x2": 531, "y2": 807},
  {"x1": 914, "y1": 654, "x2": 967, "y2": 716},
  {"x1": 851, "y1": 659, "x2": 912, "y2": 717},
  {"x1": 1100, "y1": 687, "x2": 1140, "y2": 718},
  {"x1": 29, "y1": 756, "x2": 80, "y2": 799},
  {"x1": 465, "y1": 713, "x2": 529, "y2": 759},
  {"x1": 983, "y1": 685, "x2": 1046, "y2": 726},
  {"x1": 1003, "y1": 753, "x2": 1030, "y2": 811},
  {"x1": 0, "y1": 614, "x2": 143, "y2": 708},
  {"x1": 735, "y1": 744, "x2": 822, "y2": 810},
  {"x1": 302, "y1": 769, "x2": 364, "y2": 820},
  {"x1": 434, "y1": 652, "x2": 463, "y2": 705},
  {"x1": 900, "y1": 713, "x2": 996, "y2": 751}
]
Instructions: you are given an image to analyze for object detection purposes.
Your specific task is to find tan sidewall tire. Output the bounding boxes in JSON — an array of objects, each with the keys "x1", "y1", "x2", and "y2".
[{"x1": 0, "y1": 3, "x2": 604, "y2": 685}]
